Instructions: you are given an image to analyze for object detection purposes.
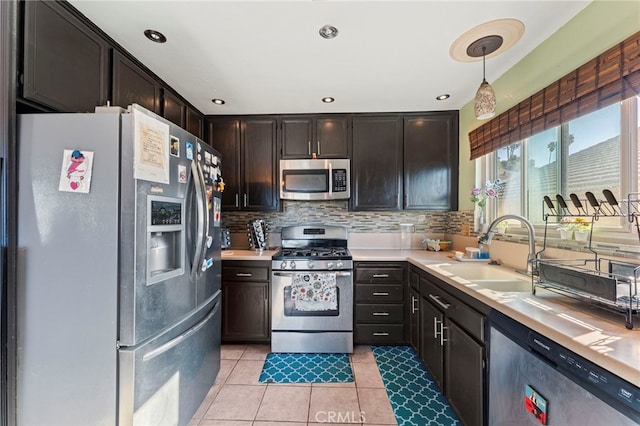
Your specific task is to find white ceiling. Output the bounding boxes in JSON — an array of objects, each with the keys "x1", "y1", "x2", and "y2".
[{"x1": 69, "y1": 0, "x2": 591, "y2": 116}]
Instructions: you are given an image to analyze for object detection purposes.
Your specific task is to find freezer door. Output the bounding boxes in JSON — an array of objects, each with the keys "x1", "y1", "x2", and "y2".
[{"x1": 119, "y1": 292, "x2": 221, "y2": 426}]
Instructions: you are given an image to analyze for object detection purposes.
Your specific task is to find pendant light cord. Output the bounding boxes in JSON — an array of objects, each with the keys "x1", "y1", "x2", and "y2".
[{"x1": 482, "y1": 46, "x2": 487, "y2": 83}]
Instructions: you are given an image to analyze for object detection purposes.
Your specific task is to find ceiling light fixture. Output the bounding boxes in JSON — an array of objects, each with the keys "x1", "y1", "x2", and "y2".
[
  {"x1": 467, "y1": 35, "x2": 503, "y2": 120},
  {"x1": 211, "y1": 98, "x2": 225, "y2": 105},
  {"x1": 322, "y1": 97, "x2": 335, "y2": 103},
  {"x1": 319, "y1": 25, "x2": 338, "y2": 39},
  {"x1": 144, "y1": 29, "x2": 167, "y2": 43},
  {"x1": 436, "y1": 94, "x2": 450, "y2": 101}
]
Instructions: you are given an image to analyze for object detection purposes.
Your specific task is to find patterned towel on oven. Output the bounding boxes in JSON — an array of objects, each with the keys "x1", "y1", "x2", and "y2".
[{"x1": 291, "y1": 272, "x2": 337, "y2": 311}]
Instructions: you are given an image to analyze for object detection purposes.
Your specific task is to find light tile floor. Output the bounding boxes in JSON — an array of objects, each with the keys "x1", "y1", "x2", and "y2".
[{"x1": 189, "y1": 344, "x2": 398, "y2": 426}]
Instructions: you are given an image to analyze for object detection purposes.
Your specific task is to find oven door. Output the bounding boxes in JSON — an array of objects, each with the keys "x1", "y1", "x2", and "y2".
[{"x1": 272, "y1": 270, "x2": 353, "y2": 331}]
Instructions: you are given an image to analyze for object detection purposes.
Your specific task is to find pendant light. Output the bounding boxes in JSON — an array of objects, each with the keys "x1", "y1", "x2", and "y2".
[{"x1": 467, "y1": 35, "x2": 503, "y2": 120}]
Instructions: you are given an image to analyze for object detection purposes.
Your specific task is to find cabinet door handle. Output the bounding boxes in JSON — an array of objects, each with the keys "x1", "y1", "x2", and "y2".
[
  {"x1": 243, "y1": 194, "x2": 247, "y2": 207},
  {"x1": 236, "y1": 273, "x2": 252, "y2": 277},
  {"x1": 317, "y1": 140, "x2": 321, "y2": 156},
  {"x1": 373, "y1": 312, "x2": 390, "y2": 316},
  {"x1": 433, "y1": 317, "x2": 440, "y2": 339},
  {"x1": 372, "y1": 292, "x2": 389, "y2": 296},
  {"x1": 308, "y1": 141, "x2": 311, "y2": 156},
  {"x1": 373, "y1": 332, "x2": 389, "y2": 336},
  {"x1": 235, "y1": 193, "x2": 239, "y2": 208},
  {"x1": 411, "y1": 296, "x2": 418, "y2": 314},
  {"x1": 428, "y1": 293, "x2": 450, "y2": 310},
  {"x1": 440, "y1": 324, "x2": 448, "y2": 345},
  {"x1": 372, "y1": 274, "x2": 389, "y2": 278}
]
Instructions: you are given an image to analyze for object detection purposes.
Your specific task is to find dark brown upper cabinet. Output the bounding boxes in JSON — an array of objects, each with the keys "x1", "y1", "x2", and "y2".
[
  {"x1": 351, "y1": 115, "x2": 403, "y2": 211},
  {"x1": 281, "y1": 115, "x2": 350, "y2": 159},
  {"x1": 111, "y1": 50, "x2": 161, "y2": 114},
  {"x1": 21, "y1": 1, "x2": 109, "y2": 112},
  {"x1": 162, "y1": 89, "x2": 186, "y2": 128},
  {"x1": 206, "y1": 117, "x2": 279, "y2": 212},
  {"x1": 403, "y1": 113, "x2": 458, "y2": 211},
  {"x1": 186, "y1": 107, "x2": 204, "y2": 140}
]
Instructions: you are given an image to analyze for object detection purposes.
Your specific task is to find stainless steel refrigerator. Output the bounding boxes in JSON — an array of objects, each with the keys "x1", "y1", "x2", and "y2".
[{"x1": 16, "y1": 104, "x2": 222, "y2": 425}]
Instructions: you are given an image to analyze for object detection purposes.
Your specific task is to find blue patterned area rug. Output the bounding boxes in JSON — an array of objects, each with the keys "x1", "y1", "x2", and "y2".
[
  {"x1": 258, "y1": 353, "x2": 354, "y2": 383},
  {"x1": 372, "y1": 346, "x2": 460, "y2": 426}
]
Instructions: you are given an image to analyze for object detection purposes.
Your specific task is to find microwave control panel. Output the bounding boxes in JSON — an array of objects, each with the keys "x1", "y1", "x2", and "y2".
[{"x1": 332, "y1": 169, "x2": 348, "y2": 192}]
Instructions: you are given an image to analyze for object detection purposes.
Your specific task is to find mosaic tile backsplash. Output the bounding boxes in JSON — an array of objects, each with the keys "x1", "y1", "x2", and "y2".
[{"x1": 220, "y1": 200, "x2": 472, "y2": 234}]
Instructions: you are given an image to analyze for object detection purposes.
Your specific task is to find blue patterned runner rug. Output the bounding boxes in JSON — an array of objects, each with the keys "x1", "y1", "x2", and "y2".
[
  {"x1": 372, "y1": 346, "x2": 460, "y2": 426},
  {"x1": 258, "y1": 352, "x2": 354, "y2": 383}
]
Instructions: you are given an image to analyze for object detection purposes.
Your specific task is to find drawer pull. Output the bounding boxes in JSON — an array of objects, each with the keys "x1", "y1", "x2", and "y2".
[
  {"x1": 411, "y1": 296, "x2": 418, "y2": 313},
  {"x1": 236, "y1": 273, "x2": 253, "y2": 277},
  {"x1": 428, "y1": 293, "x2": 450, "y2": 310},
  {"x1": 372, "y1": 292, "x2": 389, "y2": 296},
  {"x1": 373, "y1": 332, "x2": 390, "y2": 336},
  {"x1": 372, "y1": 274, "x2": 389, "y2": 278},
  {"x1": 372, "y1": 312, "x2": 390, "y2": 316}
]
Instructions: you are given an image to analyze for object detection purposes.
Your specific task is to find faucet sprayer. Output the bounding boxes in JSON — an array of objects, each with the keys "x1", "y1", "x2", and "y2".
[{"x1": 478, "y1": 214, "x2": 538, "y2": 275}]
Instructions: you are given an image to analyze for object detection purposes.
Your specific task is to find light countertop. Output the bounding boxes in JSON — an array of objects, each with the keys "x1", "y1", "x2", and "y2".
[{"x1": 221, "y1": 248, "x2": 640, "y2": 387}]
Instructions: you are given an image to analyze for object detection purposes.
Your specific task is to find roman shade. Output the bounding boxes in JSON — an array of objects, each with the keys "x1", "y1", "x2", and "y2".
[{"x1": 469, "y1": 31, "x2": 640, "y2": 160}]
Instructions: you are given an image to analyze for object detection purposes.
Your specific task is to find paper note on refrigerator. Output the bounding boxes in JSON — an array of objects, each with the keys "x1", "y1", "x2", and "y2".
[
  {"x1": 58, "y1": 149, "x2": 94, "y2": 193},
  {"x1": 133, "y1": 109, "x2": 170, "y2": 184}
]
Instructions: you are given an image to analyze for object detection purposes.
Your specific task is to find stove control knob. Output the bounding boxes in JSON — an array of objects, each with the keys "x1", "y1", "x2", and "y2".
[
  {"x1": 327, "y1": 262, "x2": 334, "y2": 270},
  {"x1": 289, "y1": 261, "x2": 296, "y2": 269},
  {"x1": 308, "y1": 261, "x2": 314, "y2": 269},
  {"x1": 280, "y1": 261, "x2": 287, "y2": 270},
  {"x1": 336, "y1": 261, "x2": 344, "y2": 269}
]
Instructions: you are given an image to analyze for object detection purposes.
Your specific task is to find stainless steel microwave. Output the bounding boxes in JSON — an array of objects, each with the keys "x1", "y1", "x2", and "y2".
[{"x1": 279, "y1": 159, "x2": 350, "y2": 200}]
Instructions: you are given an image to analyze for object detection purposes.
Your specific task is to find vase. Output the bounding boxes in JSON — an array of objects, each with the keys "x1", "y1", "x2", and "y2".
[
  {"x1": 477, "y1": 207, "x2": 488, "y2": 233},
  {"x1": 575, "y1": 230, "x2": 589, "y2": 242},
  {"x1": 559, "y1": 229, "x2": 572, "y2": 240}
]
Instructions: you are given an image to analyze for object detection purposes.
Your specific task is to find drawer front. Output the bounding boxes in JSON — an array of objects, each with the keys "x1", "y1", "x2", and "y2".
[
  {"x1": 448, "y1": 301, "x2": 484, "y2": 341},
  {"x1": 223, "y1": 266, "x2": 269, "y2": 281},
  {"x1": 356, "y1": 284, "x2": 404, "y2": 303},
  {"x1": 355, "y1": 324, "x2": 404, "y2": 344},
  {"x1": 355, "y1": 267, "x2": 405, "y2": 283},
  {"x1": 420, "y1": 275, "x2": 484, "y2": 341},
  {"x1": 355, "y1": 304, "x2": 404, "y2": 323}
]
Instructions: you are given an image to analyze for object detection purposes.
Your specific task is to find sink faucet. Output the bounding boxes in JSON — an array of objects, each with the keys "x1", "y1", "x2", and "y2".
[{"x1": 478, "y1": 214, "x2": 538, "y2": 275}]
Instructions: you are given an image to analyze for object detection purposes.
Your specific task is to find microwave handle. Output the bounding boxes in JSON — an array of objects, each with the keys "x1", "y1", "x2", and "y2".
[{"x1": 328, "y1": 161, "x2": 332, "y2": 197}]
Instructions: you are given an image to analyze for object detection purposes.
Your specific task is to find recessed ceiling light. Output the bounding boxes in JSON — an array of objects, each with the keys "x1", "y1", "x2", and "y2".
[
  {"x1": 322, "y1": 97, "x2": 335, "y2": 103},
  {"x1": 212, "y1": 98, "x2": 225, "y2": 105},
  {"x1": 436, "y1": 94, "x2": 450, "y2": 101},
  {"x1": 144, "y1": 29, "x2": 167, "y2": 43},
  {"x1": 319, "y1": 25, "x2": 338, "y2": 39}
]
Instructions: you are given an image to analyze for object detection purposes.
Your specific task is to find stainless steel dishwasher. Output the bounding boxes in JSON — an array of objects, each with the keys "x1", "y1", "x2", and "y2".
[{"x1": 488, "y1": 310, "x2": 640, "y2": 425}]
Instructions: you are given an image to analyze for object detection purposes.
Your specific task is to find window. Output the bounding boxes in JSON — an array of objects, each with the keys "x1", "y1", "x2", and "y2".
[{"x1": 484, "y1": 96, "x2": 639, "y2": 236}]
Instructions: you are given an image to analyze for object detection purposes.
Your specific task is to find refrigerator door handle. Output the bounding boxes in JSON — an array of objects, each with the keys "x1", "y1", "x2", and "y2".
[
  {"x1": 190, "y1": 160, "x2": 206, "y2": 280},
  {"x1": 142, "y1": 295, "x2": 221, "y2": 362},
  {"x1": 195, "y1": 158, "x2": 211, "y2": 252}
]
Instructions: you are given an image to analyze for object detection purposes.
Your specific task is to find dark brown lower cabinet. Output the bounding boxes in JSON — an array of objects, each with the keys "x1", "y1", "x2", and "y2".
[
  {"x1": 446, "y1": 320, "x2": 484, "y2": 426},
  {"x1": 417, "y1": 268, "x2": 486, "y2": 425},
  {"x1": 221, "y1": 261, "x2": 270, "y2": 342}
]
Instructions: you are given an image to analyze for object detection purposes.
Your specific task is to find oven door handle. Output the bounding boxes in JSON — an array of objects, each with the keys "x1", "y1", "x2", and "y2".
[{"x1": 273, "y1": 271, "x2": 352, "y2": 277}]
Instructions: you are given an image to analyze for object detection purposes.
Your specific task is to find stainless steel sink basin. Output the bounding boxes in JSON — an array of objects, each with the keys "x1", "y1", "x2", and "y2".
[{"x1": 470, "y1": 279, "x2": 532, "y2": 293}]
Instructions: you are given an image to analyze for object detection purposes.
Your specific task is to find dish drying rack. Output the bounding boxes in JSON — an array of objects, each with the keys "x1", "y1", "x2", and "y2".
[{"x1": 532, "y1": 191, "x2": 640, "y2": 329}]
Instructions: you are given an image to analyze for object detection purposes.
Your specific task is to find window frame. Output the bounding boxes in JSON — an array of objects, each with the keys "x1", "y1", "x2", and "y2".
[{"x1": 478, "y1": 96, "x2": 639, "y2": 242}]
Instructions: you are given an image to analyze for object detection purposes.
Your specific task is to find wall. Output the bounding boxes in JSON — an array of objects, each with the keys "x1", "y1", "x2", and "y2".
[{"x1": 458, "y1": 0, "x2": 640, "y2": 211}]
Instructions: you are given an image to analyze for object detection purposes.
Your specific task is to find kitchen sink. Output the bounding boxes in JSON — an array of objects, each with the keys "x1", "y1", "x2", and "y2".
[
  {"x1": 469, "y1": 279, "x2": 532, "y2": 293},
  {"x1": 429, "y1": 263, "x2": 533, "y2": 293}
]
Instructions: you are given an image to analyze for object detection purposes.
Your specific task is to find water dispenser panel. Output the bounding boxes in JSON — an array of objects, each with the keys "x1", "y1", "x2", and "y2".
[{"x1": 150, "y1": 200, "x2": 182, "y2": 225}]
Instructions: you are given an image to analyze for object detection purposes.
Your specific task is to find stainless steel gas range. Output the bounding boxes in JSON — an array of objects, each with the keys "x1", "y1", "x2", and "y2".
[{"x1": 271, "y1": 225, "x2": 353, "y2": 353}]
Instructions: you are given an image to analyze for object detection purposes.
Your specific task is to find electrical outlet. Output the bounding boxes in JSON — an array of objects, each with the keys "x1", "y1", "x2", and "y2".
[{"x1": 461, "y1": 223, "x2": 471, "y2": 236}]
